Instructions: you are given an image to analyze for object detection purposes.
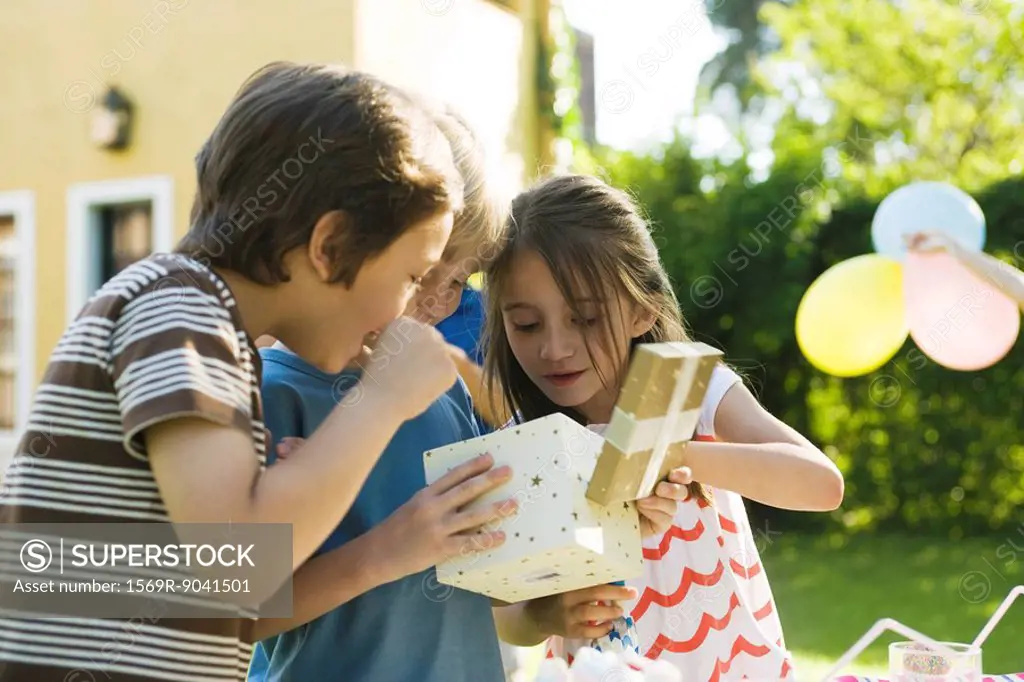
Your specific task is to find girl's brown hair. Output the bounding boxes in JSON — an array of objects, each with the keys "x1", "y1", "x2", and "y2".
[
  {"x1": 432, "y1": 106, "x2": 506, "y2": 263},
  {"x1": 482, "y1": 173, "x2": 710, "y2": 503}
]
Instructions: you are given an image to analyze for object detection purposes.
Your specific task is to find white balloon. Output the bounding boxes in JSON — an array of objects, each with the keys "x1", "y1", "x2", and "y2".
[{"x1": 871, "y1": 181, "x2": 986, "y2": 261}]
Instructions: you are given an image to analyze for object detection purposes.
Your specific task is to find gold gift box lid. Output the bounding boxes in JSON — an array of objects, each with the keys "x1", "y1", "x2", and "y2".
[{"x1": 585, "y1": 341, "x2": 723, "y2": 506}]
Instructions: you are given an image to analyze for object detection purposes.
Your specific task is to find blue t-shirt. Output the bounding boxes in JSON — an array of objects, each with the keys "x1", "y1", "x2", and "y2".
[
  {"x1": 436, "y1": 287, "x2": 486, "y2": 364},
  {"x1": 248, "y1": 348, "x2": 504, "y2": 682}
]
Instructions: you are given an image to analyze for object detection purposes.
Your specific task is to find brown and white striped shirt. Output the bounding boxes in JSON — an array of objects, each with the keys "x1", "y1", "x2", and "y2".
[{"x1": 0, "y1": 254, "x2": 266, "y2": 681}]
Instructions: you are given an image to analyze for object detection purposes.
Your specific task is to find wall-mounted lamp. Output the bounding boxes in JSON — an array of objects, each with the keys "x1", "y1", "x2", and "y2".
[{"x1": 91, "y1": 86, "x2": 134, "y2": 151}]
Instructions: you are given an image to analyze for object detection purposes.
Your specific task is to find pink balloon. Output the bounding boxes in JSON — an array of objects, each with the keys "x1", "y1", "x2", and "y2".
[{"x1": 903, "y1": 252, "x2": 1020, "y2": 371}]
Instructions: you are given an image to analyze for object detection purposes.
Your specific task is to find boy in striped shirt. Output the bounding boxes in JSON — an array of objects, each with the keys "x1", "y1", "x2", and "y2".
[{"x1": 0, "y1": 62, "x2": 475, "y2": 682}]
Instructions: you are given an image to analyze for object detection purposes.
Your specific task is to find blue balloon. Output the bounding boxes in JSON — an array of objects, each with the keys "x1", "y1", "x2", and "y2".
[{"x1": 871, "y1": 182, "x2": 986, "y2": 261}]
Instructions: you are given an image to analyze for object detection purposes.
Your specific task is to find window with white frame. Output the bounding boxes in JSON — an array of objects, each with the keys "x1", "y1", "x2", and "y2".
[
  {"x1": 0, "y1": 216, "x2": 17, "y2": 430},
  {"x1": 66, "y1": 176, "x2": 174, "y2": 324},
  {"x1": 96, "y1": 201, "x2": 154, "y2": 284},
  {"x1": 0, "y1": 191, "x2": 35, "y2": 448}
]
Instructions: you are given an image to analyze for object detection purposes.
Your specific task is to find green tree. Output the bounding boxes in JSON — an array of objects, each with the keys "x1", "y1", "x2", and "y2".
[
  {"x1": 759, "y1": 0, "x2": 1024, "y2": 195},
  {"x1": 602, "y1": 135, "x2": 1024, "y2": 538},
  {"x1": 596, "y1": 0, "x2": 1024, "y2": 537},
  {"x1": 700, "y1": 0, "x2": 790, "y2": 111}
]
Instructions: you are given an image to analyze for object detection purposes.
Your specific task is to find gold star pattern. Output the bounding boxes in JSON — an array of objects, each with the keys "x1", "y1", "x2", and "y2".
[
  {"x1": 572, "y1": 512, "x2": 579, "y2": 521},
  {"x1": 530, "y1": 475, "x2": 542, "y2": 487}
]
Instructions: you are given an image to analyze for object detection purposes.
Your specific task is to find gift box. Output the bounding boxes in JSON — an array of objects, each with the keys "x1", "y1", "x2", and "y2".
[
  {"x1": 586, "y1": 342, "x2": 723, "y2": 506},
  {"x1": 423, "y1": 413, "x2": 644, "y2": 602}
]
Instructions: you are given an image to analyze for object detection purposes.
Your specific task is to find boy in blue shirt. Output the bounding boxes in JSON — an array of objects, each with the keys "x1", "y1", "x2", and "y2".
[
  {"x1": 437, "y1": 284, "x2": 486, "y2": 364},
  {"x1": 248, "y1": 103, "x2": 513, "y2": 682}
]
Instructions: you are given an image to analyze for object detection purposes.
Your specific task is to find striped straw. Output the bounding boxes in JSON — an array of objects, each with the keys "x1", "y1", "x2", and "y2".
[{"x1": 972, "y1": 585, "x2": 1024, "y2": 649}]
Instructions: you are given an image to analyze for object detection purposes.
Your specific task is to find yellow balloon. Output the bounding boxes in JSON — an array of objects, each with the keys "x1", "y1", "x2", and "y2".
[
  {"x1": 796, "y1": 254, "x2": 908, "y2": 377},
  {"x1": 467, "y1": 272, "x2": 485, "y2": 290}
]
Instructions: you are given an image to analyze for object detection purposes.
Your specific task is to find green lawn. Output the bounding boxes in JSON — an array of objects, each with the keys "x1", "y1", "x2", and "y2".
[{"x1": 763, "y1": 532, "x2": 1024, "y2": 679}]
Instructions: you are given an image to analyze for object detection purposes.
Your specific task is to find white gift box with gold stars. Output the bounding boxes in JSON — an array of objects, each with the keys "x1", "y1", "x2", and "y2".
[{"x1": 423, "y1": 412, "x2": 644, "y2": 603}]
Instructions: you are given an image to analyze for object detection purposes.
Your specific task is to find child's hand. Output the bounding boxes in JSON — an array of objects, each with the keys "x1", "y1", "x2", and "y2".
[
  {"x1": 372, "y1": 452, "x2": 517, "y2": 582},
  {"x1": 364, "y1": 317, "x2": 466, "y2": 422},
  {"x1": 526, "y1": 583, "x2": 638, "y2": 640},
  {"x1": 636, "y1": 467, "x2": 692, "y2": 537}
]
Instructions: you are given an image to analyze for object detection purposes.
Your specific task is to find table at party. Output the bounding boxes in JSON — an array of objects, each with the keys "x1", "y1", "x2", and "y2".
[{"x1": 835, "y1": 671, "x2": 1024, "y2": 675}]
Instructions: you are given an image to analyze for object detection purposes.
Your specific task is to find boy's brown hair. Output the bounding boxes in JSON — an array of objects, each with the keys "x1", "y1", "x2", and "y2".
[
  {"x1": 432, "y1": 107, "x2": 506, "y2": 267},
  {"x1": 177, "y1": 61, "x2": 464, "y2": 285},
  {"x1": 394, "y1": 96, "x2": 506, "y2": 276}
]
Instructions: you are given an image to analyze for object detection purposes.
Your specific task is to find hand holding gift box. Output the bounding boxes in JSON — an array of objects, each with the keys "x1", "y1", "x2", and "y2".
[{"x1": 421, "y1": 341, "x2": 723, "y2": 603}]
